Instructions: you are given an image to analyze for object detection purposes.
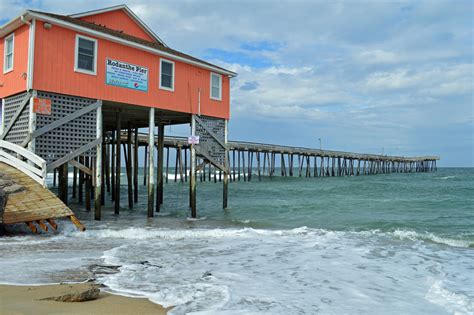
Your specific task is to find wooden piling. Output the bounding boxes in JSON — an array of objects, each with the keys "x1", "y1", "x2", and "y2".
[
  {"x1": 223, "y1": 120, "x2": 229, "y2": 209},
  {"x1": 133, "y1": 127, "x2": 139, "y2": 203},
  {"x1": 126, "y1": 124, "x2": 133, "y2": 209},
  {"x1": 94, "y1": 103, "x2": 102, "y2": 220},
  {"x1": 147, "y1": 108, "x2": 155, "y2": 218},
  {"x1": 114, "y1": 112, "x2": 121, "y2": 215},
  {"x1": 190, "y1": 116, "x2": 197, "y2": 218},
  {"x1": 156, "y1": 122, "x2": 164, "y2": 211}
]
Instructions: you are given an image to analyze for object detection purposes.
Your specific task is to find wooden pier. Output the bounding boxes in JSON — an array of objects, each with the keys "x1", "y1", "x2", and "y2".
[{"x1": 121, "y1": 132, "x2": 439, "y2": 183}]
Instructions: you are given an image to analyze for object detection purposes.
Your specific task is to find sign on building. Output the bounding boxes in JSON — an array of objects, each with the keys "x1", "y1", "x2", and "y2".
[
  {"x1": 106, "y1": 59, "x2": 148, "y2": 92},
  {"x1": 188, "y1": 135, "x2": 200, "y2": 145}
]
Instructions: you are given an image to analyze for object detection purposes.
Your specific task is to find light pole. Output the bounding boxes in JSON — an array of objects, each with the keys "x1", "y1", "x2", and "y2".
[
  {"x1": 318, "y1": 138, "x2": 322, "y2": 150},
  {"x1": 382, "y1": 147, "x2": 384, "y2": 156}
]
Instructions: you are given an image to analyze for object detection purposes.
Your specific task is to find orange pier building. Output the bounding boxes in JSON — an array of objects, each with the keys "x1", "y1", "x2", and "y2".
[{"x1": 0, "y1": 5, "x2": 236, "y2": 220}]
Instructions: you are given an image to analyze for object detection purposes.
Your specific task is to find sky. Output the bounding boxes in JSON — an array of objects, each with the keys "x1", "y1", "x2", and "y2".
[{"x1": 1, "y1": 0, "x2": 473, "y2": 166}]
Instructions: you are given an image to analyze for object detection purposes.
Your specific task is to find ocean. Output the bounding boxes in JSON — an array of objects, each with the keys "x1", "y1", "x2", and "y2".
[{"x1": 0, "y1": 168, "x2": 473, "y2": 314}]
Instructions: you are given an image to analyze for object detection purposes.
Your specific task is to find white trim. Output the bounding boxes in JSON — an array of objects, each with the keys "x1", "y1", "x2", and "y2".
[
  {"x1": 28, "y1": 91, "x2": 37, "y2": 153},
  {"x1": 70, "y1": 4, "x2": 167, "y2": 46},
  {"x1": 24, "y1": 11, "x2": 236, "y2": 77},
  {"x1": 74, "y1": 34, "x2": 98, "y2": 75},
  {"x1": 26, "y1": 19, "x2": 36, "y2": 90},
  {"x1": 159, "y1": 58, "x2": 175, "y2": 92},
  {"x1": 210, "y1": 72, "x2": 222, "y2": 101},
  {"x1": 3, "y1": 33, "x2": 14, "y2": 74},
  {"x1": 1, "y1": 98, "x2": 5, "y2": 135}
]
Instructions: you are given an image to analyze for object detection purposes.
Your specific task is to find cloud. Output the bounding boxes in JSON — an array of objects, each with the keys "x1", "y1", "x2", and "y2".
[{"x1": 1, "y1": 0, "x2": 472, "y2": 165}]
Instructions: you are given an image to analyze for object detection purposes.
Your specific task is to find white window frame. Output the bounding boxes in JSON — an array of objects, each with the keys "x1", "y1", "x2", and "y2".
[
  {"x1": 3, "y1": 33, "x2": 14, "y2": 74},
  {"x1": 159, "y1": 58, "x2": 175, "y2": 92},
  {"x1": 210, "y1": 72, "x2": 222, "y2": 101},
  {"x1": 74, "y1": 34, "x2": 98, "y2": 75}
]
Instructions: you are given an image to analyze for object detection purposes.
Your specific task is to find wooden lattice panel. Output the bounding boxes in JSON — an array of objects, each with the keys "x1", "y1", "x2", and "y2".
[
  {"x1": 35, "y1": 91, "x2": 97, "y2": 164},
  {"x1": 3, "y1": 92, "x2": 30, "y2": 145},
  {"x1": 195, "y1": 115, "x2": 226, "y2": 168}
]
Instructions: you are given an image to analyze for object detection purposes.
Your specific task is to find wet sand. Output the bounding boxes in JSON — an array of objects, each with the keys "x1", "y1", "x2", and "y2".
[{"x1": 0, "y1": 283, "x2": 169, "y2": 314}]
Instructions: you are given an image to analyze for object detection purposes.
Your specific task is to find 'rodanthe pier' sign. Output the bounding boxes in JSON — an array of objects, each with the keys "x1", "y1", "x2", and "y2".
[{"x1": 106, "y1": 58, "x2": 148, "y2": 92}]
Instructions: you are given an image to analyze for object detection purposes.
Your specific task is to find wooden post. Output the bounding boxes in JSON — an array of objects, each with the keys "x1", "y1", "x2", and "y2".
[
  {"x1": 242, "y1": 150, "x2": 246, "y2": 182},
  {"x1": 223, "y1": 120, "x2": 229, "y2": 209},
  {"x1": 115, "y1": 112, "x2": 121, "y2": 215},
  {"x1": 257, "y1": 151, "x2": 261, "y2": 181},
  {"x1": 238, "y1": 150, "x2": 241, "y2": 181},
  {"x1": 184, "y1": 148, "x2": 188, "y2": 182},
  {"x1": 72, "y1": 163, "x2": 77, "y2": 199},
  {"x1": 78, "y1": 156, "x2": 84, "y2": 204},
  {"x1": 106, "y1": 135, "x2": 111, "y2": 193},
  {"x1": 174, "y1": 148, "x2": 179, "y2": 182},
  {"x1": 190, "y1": 115, "x2": 197, "y2": 218},
  {"x1": 85, "y1": 157, "x2": 91, "y2": 211},
  {"x1": 53, "y1": 169, "x2": 57, "y2": 187},
  {"x1": 134, "y1": 127, "x2": 139, "y2": 203},
  {"x1": 101, "y1": 131, "x2": 106, "y2": 206},
  {"x1": 232, "y1": 150, "x2": 236, "y2": 181},
  {"x1": 156, "y1": 122, "x2": 164, "y2": 211},
  {"x1": 58, "y1": 163, "x2": 68, "y2": 205},
  {"x1": 127, "y1": 123, "x2": 133, "y2": 209},
  {"x1": 165, "y1": 147, "x2": 169, "y2": 184},
  {"x1": 94, "y1": 102, "x2": 102, "y2": 220},
  {"x1": 143, "y1": 145, "x2": 148, "y2": 186},
  {"x1": 111, "y1": 131, "x2": 115, "y2": 201},
  {"x1": 147, "y1": 108, "x2": 155, "y2": 218},
  {"x1": 179, "y1": 147, "x2": 185, "y2": 183}
]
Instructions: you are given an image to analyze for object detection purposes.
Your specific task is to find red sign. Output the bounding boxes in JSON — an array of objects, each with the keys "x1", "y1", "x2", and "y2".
[{"x1": 33, "y1": 98, "x2": 52, "y2": 115}]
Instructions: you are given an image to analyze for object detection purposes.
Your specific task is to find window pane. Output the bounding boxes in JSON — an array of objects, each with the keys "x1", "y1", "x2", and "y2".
[
  {"x1": 6, "y1": 38, "x2": 13, "y2": 54},
  {"x1": 6, "y1": 54, "x2": 12, "y2": 69},
  {"x1": 78, "y1": 53, "x2": 94, "y2": 71},
  {"x1": 211, "y1": 75, "x2": 220, "y2": 88},
  {"x1": 212, "y1": 86, "x2": 220, "y2": 99},
  {"x1": 162, "y1": 61, "x2": 172, "y2": 76},
  {"x1": 161, "y1": 74, "x2": 172, "y2": 88},
  {"x1": 78, "y1": 38, "x2": 94, "y2": 56}
]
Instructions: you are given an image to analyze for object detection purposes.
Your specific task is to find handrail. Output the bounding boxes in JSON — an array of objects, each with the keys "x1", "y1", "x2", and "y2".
[{"x1": 0, "y1": 140, "x2": 47, "y2": 187}]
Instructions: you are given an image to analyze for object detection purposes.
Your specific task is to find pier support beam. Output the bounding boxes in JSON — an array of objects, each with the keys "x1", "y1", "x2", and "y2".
[
  {"x1": 58, "y1": 163, "x2": 68, "y2": 205},
  {"x1": 127, "y1": 123, "x2": 133, "y2": 209},
  {"x1": 156, "y1": 122, "x2": 164, "y2": 212},
  {"x1": 114, "y1": 112, "x2": 121, "y2": 215},
  {"x1": 190, "y1": 115, "x2": 197, "y2": 218},
  {"x1": 147, "y1": 108, "x2": 155, "y2": 218},
  {"x1": 94, "y1": 102, "x2": 103, "y2": 221},
  {"x1": 223, "y1": 120, "x2": 229, "y2": 209},
  {"x1": 133, "y1": 127, "x2": 139, "y2": 203}
]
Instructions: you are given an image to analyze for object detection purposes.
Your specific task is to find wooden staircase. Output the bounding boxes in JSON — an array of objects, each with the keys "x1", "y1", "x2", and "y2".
[{"x1": 0, "y1": 140, "x2": 84, "y2": 233}]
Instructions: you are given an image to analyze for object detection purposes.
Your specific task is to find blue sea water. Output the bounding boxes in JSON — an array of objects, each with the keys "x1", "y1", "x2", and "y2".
[{"x1": 0, "y1": 168, "x2": 473, "y2": 314}]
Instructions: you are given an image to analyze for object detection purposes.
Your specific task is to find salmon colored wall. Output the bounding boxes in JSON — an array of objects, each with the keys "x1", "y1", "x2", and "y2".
[
  {"x1": 0, "y1": 24, "x2": 29, "y2": 98},
  {"x1": 79, "y1": 10, "x2": 155, "y2": 43},
  {"x1": 33, "y1": 21, "x2": 230, "y2": 119}
]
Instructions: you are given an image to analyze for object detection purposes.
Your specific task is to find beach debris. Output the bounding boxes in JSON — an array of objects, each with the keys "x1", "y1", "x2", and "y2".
[
  {"x1": 39, "y1": 284, "x2": 100, "y2": 302},
  {"x1": 88, "y1": 264, "x2": 121, "y2": 276}
]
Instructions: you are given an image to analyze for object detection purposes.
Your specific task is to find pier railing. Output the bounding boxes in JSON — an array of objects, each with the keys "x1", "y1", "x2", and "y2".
[{"x1": 0, "y1": 140, "x2": 47, "y2": 187}]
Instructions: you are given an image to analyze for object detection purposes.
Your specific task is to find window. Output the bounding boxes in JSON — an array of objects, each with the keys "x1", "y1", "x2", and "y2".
[
  {"x1": 159, "y1": 59, "x2": 174, "y2": 91},
  {"x1": 3, "y1": 33, "x2": 14, "y2": 74},
  {"x1": 210, "y1": 73, "x2": 222, "y2": 101},
  {"x1": 75, "y1": 35, "x2": 97, "y2": 75}
]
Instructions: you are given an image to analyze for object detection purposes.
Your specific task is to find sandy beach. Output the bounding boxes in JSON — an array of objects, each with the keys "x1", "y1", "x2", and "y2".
[{"x1": 0, "y1": 283, "x2": 168, "y2": 315}]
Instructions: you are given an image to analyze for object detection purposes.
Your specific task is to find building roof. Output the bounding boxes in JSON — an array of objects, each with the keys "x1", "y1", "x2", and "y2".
[
  {"x1": 69, "y1": 4, "x2": 167, "y2": 46},
  {"x1": 0, "y1": 8, "x2": 237, "y2": 77}
]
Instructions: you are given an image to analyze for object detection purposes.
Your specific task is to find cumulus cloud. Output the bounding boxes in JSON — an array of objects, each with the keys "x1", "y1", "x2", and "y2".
[{"x1": 1, "y1": 0, "x2": 472, "y2": 165}]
